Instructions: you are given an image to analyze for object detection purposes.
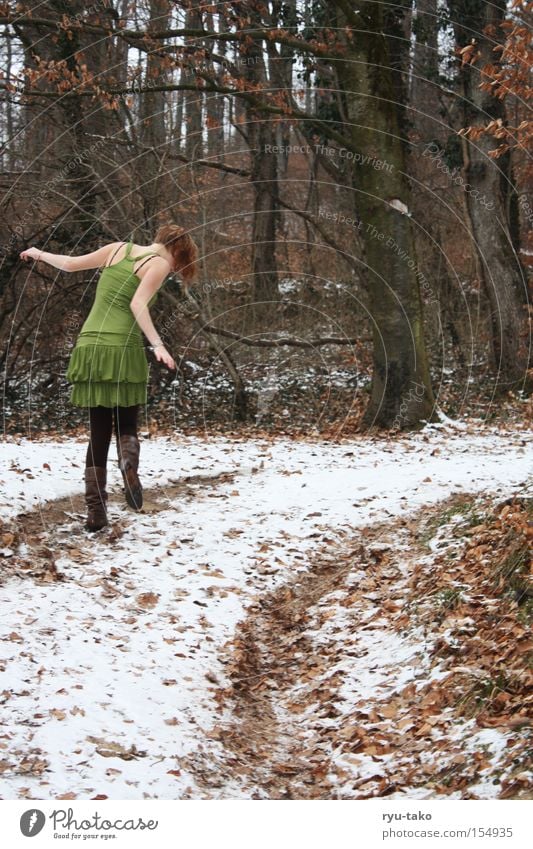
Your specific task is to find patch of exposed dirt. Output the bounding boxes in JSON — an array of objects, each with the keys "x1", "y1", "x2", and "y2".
[
  {"x1": 185, "y1": 493, "x2": 532, "y2": 799},
  {"x1": 0, "y1": 469, "x2": 241, "y2": 585},
  {"x1": 1, "y1": 482, "x2": 530, "y2": 800}
]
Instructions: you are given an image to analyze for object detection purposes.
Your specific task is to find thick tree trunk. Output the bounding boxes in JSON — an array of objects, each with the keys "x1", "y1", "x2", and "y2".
[
  {"x1": 241, "y1": 3, "x2": 279, "y2": 309},
  {"x1": 450, "y1": 0, "x2": 530, "y2": 390},
  {"x1": 16, "y1": 0, "x2": 118, "y2": 235},
  {"x1": 335, "y1": 1, "x2": 436, "y2": 428},
  {"x1": 410, "y1": 0, "x2": 440, "y2": 146},
  {"x1": 269, "y1": 0, "x2": 297, "y2": 180}
]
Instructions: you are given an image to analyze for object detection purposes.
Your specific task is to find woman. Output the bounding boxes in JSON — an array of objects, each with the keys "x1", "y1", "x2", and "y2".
[{"x1": 20, "y1": 223, "x2": 198, "y2": 532}]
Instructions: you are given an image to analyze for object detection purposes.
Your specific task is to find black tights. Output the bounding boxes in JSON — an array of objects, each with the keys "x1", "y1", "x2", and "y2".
[{"x1": 86, "y1": 405, "x2": 139, "y2": 468}]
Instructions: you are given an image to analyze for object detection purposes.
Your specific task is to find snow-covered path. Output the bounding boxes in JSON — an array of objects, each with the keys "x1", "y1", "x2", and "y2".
[{"x1": 0, "y1": 426, "x2": 531, "y2": 799}]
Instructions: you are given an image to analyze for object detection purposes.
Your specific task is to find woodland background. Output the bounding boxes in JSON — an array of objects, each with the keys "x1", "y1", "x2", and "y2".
[
  {"x1": 0, "y1": 0, "x2": 531, "y2": 436},
  {"x1": 0, "y1": 2, "x2": 532, "y2": 803}
]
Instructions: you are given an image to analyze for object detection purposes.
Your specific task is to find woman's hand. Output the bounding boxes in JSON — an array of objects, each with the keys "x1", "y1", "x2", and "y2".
[
  {"x1": 20, "y1": 247, "x2": 43, "y2": 262},
  {"x1": 153, "y1": 345, "x2": 176, "y2": 370}
]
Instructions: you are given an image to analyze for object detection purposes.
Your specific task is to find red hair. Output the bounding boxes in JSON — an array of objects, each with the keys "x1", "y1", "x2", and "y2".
[{"x1": 154, "y1": 223, "x2": 199, "y2": 284}]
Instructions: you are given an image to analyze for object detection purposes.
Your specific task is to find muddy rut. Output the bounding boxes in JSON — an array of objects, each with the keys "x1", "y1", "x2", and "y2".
[{"x1": 1, "y1": 484, "x2": 529, "y2": 800}]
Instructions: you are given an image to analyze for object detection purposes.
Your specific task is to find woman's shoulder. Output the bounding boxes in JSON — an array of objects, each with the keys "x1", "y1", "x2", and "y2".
[{"x1": 100, "y1": 241, "x2": 130, "y2": 269}]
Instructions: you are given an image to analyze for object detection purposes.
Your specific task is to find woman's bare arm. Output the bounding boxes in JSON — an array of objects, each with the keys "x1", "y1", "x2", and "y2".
[
  {"x1": 129, "y1": 258, "x2": 175, "y2": 369},
  {"x1": 19, "y1": 243, "x2": 120, "y2": 272}
]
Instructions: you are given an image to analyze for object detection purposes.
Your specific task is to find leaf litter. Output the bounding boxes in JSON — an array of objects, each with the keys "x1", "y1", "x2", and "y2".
[{"x1": 0, "y1": 427, "x2": 530, "y2": 798}]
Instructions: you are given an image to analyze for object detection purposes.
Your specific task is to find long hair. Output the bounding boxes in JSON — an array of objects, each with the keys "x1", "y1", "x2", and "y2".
[{"x1": 153, "y1": 223, "x2": 199, "y2": 285}]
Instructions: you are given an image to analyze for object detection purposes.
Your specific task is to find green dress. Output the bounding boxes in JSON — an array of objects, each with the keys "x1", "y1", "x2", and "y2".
[{"x1": 66, "y1": 241, "x2": 161, "y2": 408}]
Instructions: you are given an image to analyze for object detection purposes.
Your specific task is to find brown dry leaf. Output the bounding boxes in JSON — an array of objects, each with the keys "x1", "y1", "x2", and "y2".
[
  {"x1": 66, "y1": 548, "x2": 87, "y2": 561},
  {"x1": 286, "y1": 701, "x2": 307, "y2": 714},
  {"x1": 136, "y1": 592, "x2": 159, "y2": 609},
  {"x1": 87, "y1": 736, "x2": 147, "y2": 760},
  {"x1": 18, "y1": 757, "x2": 48, "y2": 775},
  {"x1": 414, "y1": 723, "x2": 433, "y2": 737},
  {"x1": 101, "y1": 581, "x2": 121, "y2": 598},
  {"x1": 338, "y1": 724, "x2": 360, "y2": 741},
  {"x1": 357, "y1": 777, "x2": 382, "y2": 791},
  {"x1": 379, "y1": 704, "x2": 399, "y2": 719},
  {"x1": 49, "y1": 709, "x2": 66, "y2": 721},
  {"x1": 477, "y1": 715, "x2": 532, "y2": 729},
  {"x1": 499, "y1": 779, "x2": 530, "y2": 799},
  {"x1": 57, "y1": 792, "x2": 77, "y2": 799},
  {"x1": 1, "y1": 532, "x2": 16, "y2": 547},
  {"x1": 224, "y1": 527, "x2": 244, "y2": 537},
  {"x1": 107, "y1": 524, "x2": 125, "y2": 541},
  {"x1": 204, "y1": 726, "x2": 224, "y2": 739},
  {"x1": 7, "y1": 632, "x2": 23, "y2": 642},
  {"x1": 40, "y1": 563, "x2": 65, "y2": 583},
  {"x1": 164, "y1": 717, "x2": 180, "y2": 726},
  {"x1": 273, "y1": 763, "x2": 301, "y2": 775}
]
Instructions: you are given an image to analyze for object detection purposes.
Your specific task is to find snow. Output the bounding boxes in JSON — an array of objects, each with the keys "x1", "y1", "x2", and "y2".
[
  {"x1": 0, "y1": 427, "x2": 531, "y2": 799},
  {"x1": 1, "y1": 428, "x2": 530, "y2": 523},
  {"x1": 433, "y1": 407, "x2": 469, "y2": 430}
]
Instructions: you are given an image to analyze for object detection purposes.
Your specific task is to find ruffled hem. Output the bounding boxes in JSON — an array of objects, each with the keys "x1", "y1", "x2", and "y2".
[
  {"x1": 66, "y1": 343, "x2": 149, "y2": 384},
  {"x1": 69, "y1": 381, "x2": 148, "y2": 408}
]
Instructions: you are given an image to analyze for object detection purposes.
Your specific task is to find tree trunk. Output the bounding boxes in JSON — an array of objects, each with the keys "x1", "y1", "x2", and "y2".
[
  {"x1": 269, "y1": 0, "x2": 297, "y2": 180},
  {"x1": 335, "y1": 1, "x2": 436, "y2": 428},
  {"x1": 410, "y1": 0, "x2": 440, "y2": 146},
  {"x1": 15, "y1": 0, "x2": 116, "y2": 235},
  {"x1": 449, "y1": 0, "x2": 530, "y2": 390},
  {"x1": 241, "y1": 2, "x2": 279, "y2": 311}
]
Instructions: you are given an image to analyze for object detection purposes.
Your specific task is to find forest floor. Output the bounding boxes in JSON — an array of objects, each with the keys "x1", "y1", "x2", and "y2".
[{"x1": 0, "y1": 424, "x2": 531, "y2": 800}]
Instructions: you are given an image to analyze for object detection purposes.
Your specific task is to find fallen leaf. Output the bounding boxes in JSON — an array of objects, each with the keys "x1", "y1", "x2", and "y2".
[
  {"x1": 50, "y1": 709, "x2": 66, "y2": 721},
  {"x1": 87, "y1": 736, "x2": 147, "y2": 760},
  {"x1": 136, "y1": 592, "x2": 159, "y2": 609},
  {"x1": 6, "y1": 632, "x2": 23, "y2": 642}
]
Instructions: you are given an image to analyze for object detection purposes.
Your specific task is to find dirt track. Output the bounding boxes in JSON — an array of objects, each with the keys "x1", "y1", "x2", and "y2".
[{"x1": 1, "y1": 482, "x2": 530, "y2": 800}]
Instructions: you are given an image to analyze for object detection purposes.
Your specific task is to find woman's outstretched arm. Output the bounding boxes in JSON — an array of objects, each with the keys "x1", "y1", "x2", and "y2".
[{"x1": 19, "y1": 242, "x2": 120, "y2": 272}]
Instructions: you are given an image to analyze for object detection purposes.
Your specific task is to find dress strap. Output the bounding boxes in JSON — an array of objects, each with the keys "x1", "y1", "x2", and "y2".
[
  {"x1": 105, "y1": 241, "x2": 127, "y2": 268},
  {"x1": 130, "y1": 250, "x2": 160, "y2": 261},
  {"x1": 132, "y1": 254, "x2": 160, "y2": 274},
  {"x1": 124, "y1": 245, "x2": 160, "y2": 262}
]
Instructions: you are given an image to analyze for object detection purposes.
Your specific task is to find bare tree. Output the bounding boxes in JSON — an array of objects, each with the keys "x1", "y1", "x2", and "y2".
[{"x1": 449, "y1": 0, "x2": 530, "y2": 390}]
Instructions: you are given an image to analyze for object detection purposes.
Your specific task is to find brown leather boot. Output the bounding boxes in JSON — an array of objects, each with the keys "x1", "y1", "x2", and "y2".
[
  {"x1": 84, "y1": 466, "x2": 108, "y2": 531},
  {"x1": 117, "y1": 434, "x2": 143, "y2": 510}
]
